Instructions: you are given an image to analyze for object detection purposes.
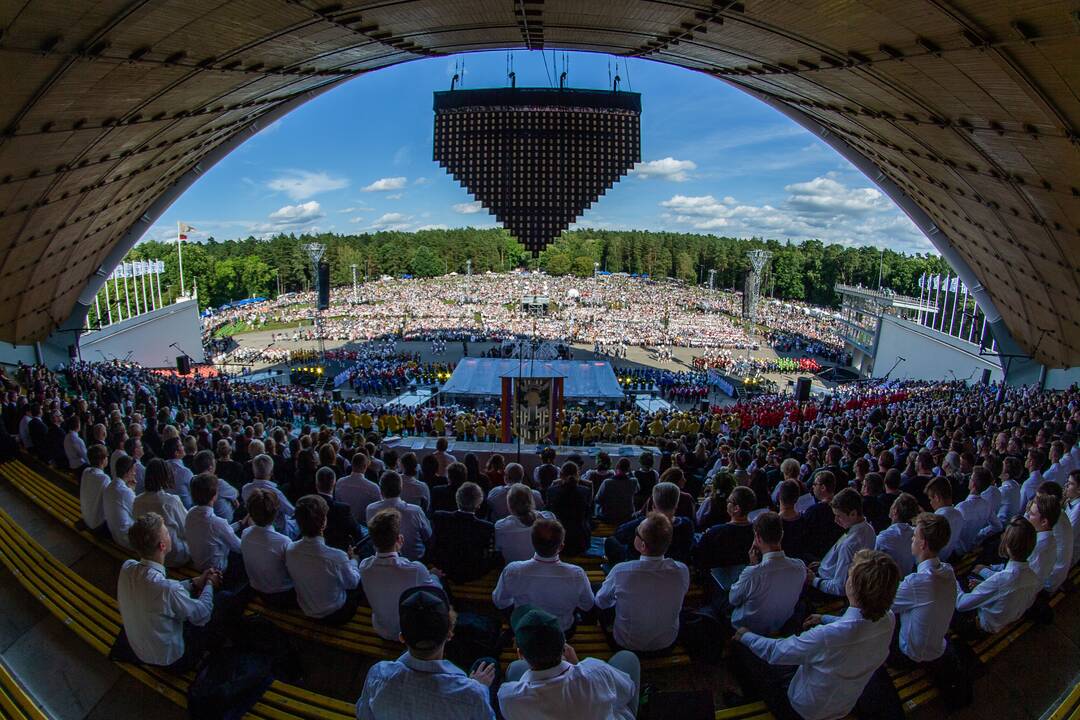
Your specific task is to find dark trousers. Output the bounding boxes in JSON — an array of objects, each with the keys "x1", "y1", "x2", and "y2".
[
  {"x1": 163, "y1": 622, "x2": 216, "y2": 674},
  {"x1": 728, "y1": 642, "x2": 802, "y2": 720},
  {"x1": 257, "y1": 588, "x2": 299, "y2": 610},
  {"x1": 318, "y1": 586, "x2": 366, "y2": 626}
]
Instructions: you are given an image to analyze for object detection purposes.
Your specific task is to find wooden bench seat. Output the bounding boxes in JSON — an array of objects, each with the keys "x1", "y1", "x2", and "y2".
[
  {"x1": 1046, "y1": 679, "x2": 1080, "y2": 720},
  {"x1": 0, "y1": 658, "x2": 49, "y2": 720}
]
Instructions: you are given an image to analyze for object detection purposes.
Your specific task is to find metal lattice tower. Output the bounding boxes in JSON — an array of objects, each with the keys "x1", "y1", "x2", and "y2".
[
  {"x1": 303, "y1": 243, "x2": 326, "y2": 359},
  {"x1": 743, "y1": 249, "x2": 772, "y2": 324}
]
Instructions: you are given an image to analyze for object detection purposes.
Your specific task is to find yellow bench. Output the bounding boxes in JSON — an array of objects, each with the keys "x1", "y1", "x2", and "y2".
[
  {"x1": 0, "y1": 659, "x2": 49, "y2": 720},
  {"x1": 1047, "y1": 680, "x2": 1080, "y2": 720}
]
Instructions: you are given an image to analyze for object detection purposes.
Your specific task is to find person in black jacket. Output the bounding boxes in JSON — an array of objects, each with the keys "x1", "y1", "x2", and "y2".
[
  {"x1": 692, "y1": 485, "x2": 756, "y2": 571},
  {"x1": 900, "y1": 450, "x2": 936, "y2": 511},
  {"x1": 316, "y1": 467, "x2": 359, "y2": 552},
  {"x1": 605, "y1": 481, "x2": 693, "y2": 567},
  {"x1": 427, "y1": 481, "x2": 497, "y2": 583},
  {"x1": 860, "y1": 472, "x2": 890, "y2": 533},
  {"x1": 798, "y1": 470, "x2": 844, "y2": 561},
  {"x1": 545, "y1": 462, "x2": 592, "y2": 557}
]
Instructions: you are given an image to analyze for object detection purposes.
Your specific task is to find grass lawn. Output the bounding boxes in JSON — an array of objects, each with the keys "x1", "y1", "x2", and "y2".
[{"x1": 213, "y1": 319, "x2": 312, "y2": 338}]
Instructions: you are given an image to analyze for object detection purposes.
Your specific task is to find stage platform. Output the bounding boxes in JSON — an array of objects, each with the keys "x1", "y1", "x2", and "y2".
[
  {"x1": 441, "y1": 358, "x2": 624, "y2": 401},
  {"x1": 382, "y1": 436, "x2": 660, "y2": 474}
]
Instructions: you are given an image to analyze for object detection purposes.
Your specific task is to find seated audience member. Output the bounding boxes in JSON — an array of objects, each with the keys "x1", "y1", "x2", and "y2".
[
  {"x1": 595, "y1": 512, "x2": 689, "y2": 652},
  {"x1": 776, "y1": 480, "x2": 808, "y2": 558},
  {"x1": 64, "y1": 415, "x2": 89, "y2": 475},
  {"x1": 498, "y1": 605, "x2": 639, "y2": 720},
  {"x1": 799, "y1": 471, "x2": 844, "y2": 561},
  {"x1": 495, "y1": 484, "x2": 556, "y2": 563},
  {"x1": 533, "y1": 447, "x2": 559, "y2": 492},
  {"x1": 132, "y1": 458, "x2": 190, "y2": 567},
  {"x1": 315, "y1": 466, "x2": 358, "y2": 551},
  {"x1": 492, "y1": 518, "x2": 594, "y2": 635},
  {"x1": 163, "y1": 437, "x2": 195, "y2": 508},
  {"x1": 996, "y1": 457, "x2": 1023, "y2": 525},
  {"x1": 399, "y1": 452, "x2": 431, "y2": 512},
  {"x1": 901, "y1": 450, "x2": 936, "y2": 510},
  {"x1": 691, "y1": 486, "x2": 756, "y2": 571},
  {"x1": 860, "y1": 472, "x2": 890, "y2": 533},
  {"x1": 429, "y1": 482, "x2": 498, "y2": 583},
  {"x1": 874, "y1": 493, "x2": 920, "y2": 576},
  {"x1": 731, "y1": 550, "x2": 900, "y2": 720},
  {"x1": 286, "y1": 495, "x2": 363, "y2": 624},
  {"x1": 336, "y1": 452, "x2": 381, "y2": 525},
  {"x1": 356, "y1": 586, "x2": 495, "y2": 720},
  {"x1": 191, "y1": 449, "x2": 240, "y2": 522},
  {"x1": 432, "y1": 436, "x2": 457, "y2": 475},
  {"x1": 595, "y1": 458, "x2": 639, "y2": 525},
  {"x1": 925, "y1": 477, "x2": 964, "y2": 562},
  {"x1": 241, "y1": 453, "x2": 296, "y2": 537},
  {"x1": 1065, "y1": 470, "x2": 1080, "y2": 561},
  {"x1": 607, "y1": 482, "x2": 694, "y2": 566},
  {"x1": 359, "y1": 509, "x2": 443, "y2": 641},
  {"x1": 633, "y1": 451, "x2": 659, "y2": 507},
  {"x1": 117, "y1": 513, "x2": 220, "y2": 671},
  {"x1": 890, "y1": 513, "x2": 956, "y2": 664},
  {"x1": 366, "y1": 471, "x2": 432, "y2": 561},
  {"x1": 1036, "y1": 482, "x2": 1073, "y2": 593},
  {"x1": 431, "y1": 461, "x2": 468, "y2": 514},
  {"x1": 771, "y1": 459, "x2": 813, "y2": 513},
  {"x1": 807, "y1": 488, "x2": 877, "y2": 597},
  {"x1": 488, "y1": 463, "x2": 542, "y2": 522},
  {"x1": 881, "y1": 468, "x2": 903, "y2": 507},
  {"x1": 728, "y1": 512, "x2": 806, "y2": 637},
  {"x1": 185, "y1": 472, "x2": 244, "y2": 578},
  {"x1": 956, "y1": 466, "x2": 995, "y2": 552},
  {"x1": 545, "y1": 462, "x2": 593, "y2": 556},
  {"x1": 103, "y1": 454, "x2": 138, "y2": 549},
  {"x1": 956, "y1": 517, "x2": 1041, "y2": 634},
  {"x1": 642, "y1": 467, "x2": 696, "y2": 525},
  {"x1": 1019, "y1": 449, "x2": 1046, "y2": 514},
  {"x1": 241, "y1": 488, "x2": 296, "y2": 608},
  {"x1": 79, "y1": 443, "x2": 111, "y2": 533},
  {"x1": 980, "y1": 493, "x2": 1056, "y2": 591}
]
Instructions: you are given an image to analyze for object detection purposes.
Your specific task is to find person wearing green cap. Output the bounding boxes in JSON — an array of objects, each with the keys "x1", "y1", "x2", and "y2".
[{"x1": 498, "y1": 605, "x2": 640, "y2": 719}]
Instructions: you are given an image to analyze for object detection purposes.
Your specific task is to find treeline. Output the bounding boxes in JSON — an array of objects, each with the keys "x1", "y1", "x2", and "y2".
[{"x1": 124, "y1": 228, "x2": 949, "y2": 311}]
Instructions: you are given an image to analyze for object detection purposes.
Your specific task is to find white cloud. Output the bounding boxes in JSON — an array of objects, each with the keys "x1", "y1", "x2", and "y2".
[
  {"x1": 267, "y1": 170, "x2": 348, "y2": 200},
  {"x1": 453, "y1": 201, "x2": 485, "y2": 214},
  {"x1": 268, "y1": 201, "x2": 324, "y2": 226},
  {"x1": 658, "y1": 176, "x2": 929, "y2": 251},
  {"x1": 370, "y1": 212, "x2": 412, "y2": 231},
  {"x1": 413, "y1": 177, "x2": 430, "y2": 185},
  {"x1": 362, "y1": 176, "x2": 408, "y2": 192},
  {"x1": 631, "y1": 157, "x2": 697, "y2": 182},
  {"x1": 386, "y1": 193, "x2": 404, "y2": 200}
]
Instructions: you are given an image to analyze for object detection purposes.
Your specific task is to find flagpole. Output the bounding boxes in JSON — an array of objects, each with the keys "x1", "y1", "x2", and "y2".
[
  {"x1": 123, "y1": 263, "x2": 132, "y2": 318},
  {"x1": 957, "y1": 282, "x2": 968, "y2": 340},
  {"x1": 177, "y1": 222, "x2": 186, "y2": 297},
  {"x1": 94, "y1": 293, "x2": 102, "y2": 329},
  {"x1": 103, "y1": 279, "x2": 113, "y2": 325},
  {"x1": 947, "y1": 278, "x2": 957, "y2": 336},
  {"x1": 140, "y1": 262, "x2": 150, "y2": 312},
  {"x1": 114, "y1": 270, "x2": 123, "y2": 321},
  {"x1": 134, "y1": 262, "x2": 142, "y2": 316},
  {"x1": 155, "y1": 261, "x2": 163, "y2": 307},
  {"x1": 917, "y1": 274, "x2": 925, "y2": 325}
]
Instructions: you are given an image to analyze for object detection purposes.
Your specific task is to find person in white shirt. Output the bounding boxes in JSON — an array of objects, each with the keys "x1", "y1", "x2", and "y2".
[
  {"x1": 241, "y1": 488, "x2": 296, "y2": 608},
  {"x1": 890, "y1": 513, "x2": 956, "y2": 664},
  {"x1": 184, "y1": 473, "x2": 246, "y2": 584},
  {"x1": 116, "y1": 512, "x2": 220, "y2": 671},
  {"x1": 595, "y1": 512, "x2": 689, "y2": 652},
  {"x1": 1020, "y1": 449, "x2": 1047, "y2": 513},
  {"x1": 1034, "y1": 482, "x2": 1073, "y2": 592},
  {"x1": 874, "y1": 493, "x2": 920, "y2": 576},
  {"x1": 495, "y1": 484, "x2": 556, "y2": 563},
  {"x1": 926, "y1": 477, "x2": 964, "y2": 562},
  {"x1": 359, "y1": 508, "x2": 443, "y2": 641},
  {"x1": 956, "y1": 467, "x2": 994, "y2": 554},
  {"x1": 63, "y1": 415, "x2": 88, "y2": 474},
  {"x1": 492, "y1": 517, "x2": 594, "y2": 635},
  {"x1": 103, "y1": 454, "x2": 138, "y2": 549},
  {"x1": 498, "y1": 605, "x2": 639, "y2": 720},
  {"x1": 365, "y1": 471, "x2": 432, "y2": 561},
  {"x1": 1064, "y1": 471, "x2": 1080, "y2": 563},
  {"x1": 79, "y1": 444, "x2": 111, "y2": 534},
  {"x1": 163, "y1": 437, "x2": 195, "y2": 508},
  {"x1": 432, "y1": 436, "x2": 457, "y2": 476},
  {"x1": 996, "y1": 457, "x2": 1023, "y2": 524},
  {"x1": 1043, "y1": 442, "x2": 1067, "y2": 486},
  {"x1": 133, "y1": 458, "x2": 191, "y2": 567},
  {"x1": 286, "y1": 494, "x2": 364, "y2": 624},
  {"x1": 488, "y1": 463, "x2": 544, "y2": 522},
  {"x1": 981, "y1": 492, "x2": 1057, "y2": 592},
  {"x1": 727, "y1": 511, "x2": 806, "y2": 637},
  {"x1": 191, "y1": 450, "x2": 240, "y2": 523},
  {"x1": 398, "y1": 453, "x2": 430, "y2": 512},
  {"x1": 241, "y1": 454, "x2": 297, "y2": 538},
  {"x1": 732, "y1": 550, "x2": 900, "y2": 720},
  {"x1": 807, "y1": 488, "x2": 877, "y2": 596},
  {"x1": 124, "y1": 437, "x2": 147, "y2": 494},
  {"x1": 336, "y1": 452, "x2": 381, "y2": 524},
  {"x1": 956, "y1": 516, "x2": 1041, "y2": 634}
]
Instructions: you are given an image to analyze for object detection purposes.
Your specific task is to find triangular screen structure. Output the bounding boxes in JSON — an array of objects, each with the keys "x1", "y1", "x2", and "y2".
[{"x1": 433, "y1": 88, "x2": 641, "y2": 255}]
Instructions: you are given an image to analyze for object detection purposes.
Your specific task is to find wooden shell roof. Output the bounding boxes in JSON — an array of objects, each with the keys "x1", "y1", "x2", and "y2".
[{"x1": 0, "y1": 0, "x2": 1077, "y2": 365}]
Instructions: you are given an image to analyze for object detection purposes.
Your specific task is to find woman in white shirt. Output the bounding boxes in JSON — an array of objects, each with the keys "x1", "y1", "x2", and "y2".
[
  {"x1": 132, "y1": 458, "x2": 190, "y2": 567},
  {"x1": 495, "y1": 484, "x2": 555, "y2": 563}
]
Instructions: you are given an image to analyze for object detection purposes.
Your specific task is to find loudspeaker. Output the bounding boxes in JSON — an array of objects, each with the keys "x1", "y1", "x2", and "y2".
[
  {"x1": 67, "y1": 344, "x2": 78, "y2": 361},
  {"x1": 332, "y1": 389, "x2": 342, "y2": 401},
  {"x1": 176, "y1": 355, "x2": 191, "y2": 375},
  {"x1": 795, "y1": 376, "x2": 812, "y2": 403},
  {"x1": 317, "y1": 262, "x2": 330, "y2": 310},
  {"x1": 981, "y1": 368, "x2": 991, "y2": 385},
  {"x1": 700, "y1": 399, "x2": 710, "y2": 412}
]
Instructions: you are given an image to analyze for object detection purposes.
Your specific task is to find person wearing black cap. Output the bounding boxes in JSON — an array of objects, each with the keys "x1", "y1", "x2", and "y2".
[
  {"x1": 356, "y1": 586, "x2": 496, "y2": 719},
  {"x1": 498, "y1": 605, "x2": 640, "y2": 719}
]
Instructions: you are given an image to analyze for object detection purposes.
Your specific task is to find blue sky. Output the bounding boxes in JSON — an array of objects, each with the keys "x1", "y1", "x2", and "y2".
[{"x1": 148, "y1": 50, "x2": 932, "y2": 253}]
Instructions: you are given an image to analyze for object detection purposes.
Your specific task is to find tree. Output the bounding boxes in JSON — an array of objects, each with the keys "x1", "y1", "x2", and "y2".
[
  {"x1": 409, "y1": 245, "x2": 443, "y2": 277},
  {"x1": 571, "y1": 255, "x2": 595, "y2": 277}
]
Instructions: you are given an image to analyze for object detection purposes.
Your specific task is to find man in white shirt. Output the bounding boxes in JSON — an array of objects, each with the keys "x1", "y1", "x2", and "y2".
[
  {"x1": 727, "y1": 512, "x2": 805, "y2": 637},
  {"x1": 492, "y1": 518, "x2": 594, "y2": 635},
  {"x1": 983, "y1": 493, "x2": 1058, "y2": 592},
  {"x1": 1064, "y1": 470, "x2": 1080, "y2": 563},
  {"x1": 191, "y1": 450, "x2": 240, "y2": 523},
  {"x1": 874, "y1": 493, "x2": 919, "y2": 576},
  {"x1": 488, "y1": 463, "x2": 544, "y2": 522},
  {"x1": 1043, "y1": 442, "x2": 1068, "y2": 486},
  {"x1": 63, "y1": 415, "x2": 88, "y2": 474},
  {"x1": 398, "y1": 453, "x2": 431, "y2": 512},
  {"x1": 286, "y1": 494, "x2": 364, "y2": 624},
  {"x1": 79, "y1": 444, "x2": 111, "y2": 534},
  {"x1": 185, "y1": 473, "x2": 246, "y2": 584},
  {"x1": 956, "y1": 467, "x2": 994, "y2": 554},
  {"x1": 1036, "y1": 482, "x2": 1074, "y2": 591},
  {"x1": 241, "y1": 454, "x2": 297, "y2": 538},
  {"x1": 432, "y1": 436, "x2": 457, "y2": 476},
  {"x1": 956, "y1": 517, "x2": 1041, "y2": 634},
  {"x1": 926, "y1": 477, "x2": 964, "y2": 562},
  {"x1": 336, "y1": 452, "x2": 382, "y2": 524},
  {"x1": 240, "y1": 488, "x2": 296, "y2": 608},
  {"x1": 163, "y1": 437, "x2": 195, "y2": 508},
  {"x1": 116, "y1": 512, "x2": 220, "y2": 671},
  {"x1": 1019, "y1": 449, "x2": 1046, "y2": 515},
  {"x1": 595, "y1": 512, "x2": 689, "y2": 652},
  {"x1": 365, "y1": 471, "x2": 432, "y2": 561},
  {"x1": 359, "y1": 508, "x2": 443, "y2": 641},
  {"x1": 498, "y1": 605, "x2": 639, "y2": 720},
  {"x1": 103, "y1": 454, "x2": 138, "y2": 549},
  {"x1": 996, "y1": 457, "x2": 1023, "y2": 524},
  {"x1": 890, "y1": 513, "x2": 956, "y2": 664},
  {"x1": 807, "y1": 488, "x2": 877, "y2": 596},
  {"x1": 732, "y1": 550, "x2": 900, "y2": 720}
]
